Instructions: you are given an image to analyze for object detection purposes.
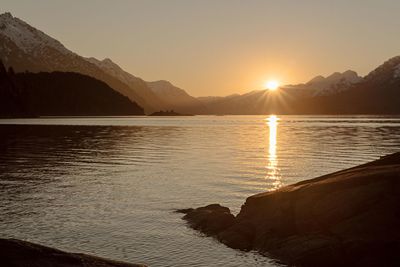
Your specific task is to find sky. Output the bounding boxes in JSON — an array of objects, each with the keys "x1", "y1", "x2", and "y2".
[{"x1": 2, "y1": 0, "x2": 400, "y2": 96}]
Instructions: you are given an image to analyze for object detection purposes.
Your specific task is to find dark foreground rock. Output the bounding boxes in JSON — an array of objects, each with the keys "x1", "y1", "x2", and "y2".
[
  {"x1": 179, "y1": 152, "x2": 400, "y2": 266},
  {"x1": 0, "y1": 238, "x2": 146, "y2": 267}
]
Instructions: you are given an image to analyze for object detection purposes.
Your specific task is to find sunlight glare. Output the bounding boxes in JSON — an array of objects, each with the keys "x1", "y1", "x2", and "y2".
[
  {"x1": 265, "y1": 80, "x2": 280, "y2": 91},
  {"x1": 266, "y1": 115, "x2": 282, "y2": 189}
]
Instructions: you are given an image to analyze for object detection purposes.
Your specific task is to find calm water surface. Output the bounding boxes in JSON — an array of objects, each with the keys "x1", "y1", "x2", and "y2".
[{"x1": 0, "y1": 115, "x2": 399, "y2": 266}]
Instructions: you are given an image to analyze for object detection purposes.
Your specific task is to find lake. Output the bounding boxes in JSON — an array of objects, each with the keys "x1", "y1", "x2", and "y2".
[{"x1": 0, "y1": 115, "x2": 399, "y2": 266}]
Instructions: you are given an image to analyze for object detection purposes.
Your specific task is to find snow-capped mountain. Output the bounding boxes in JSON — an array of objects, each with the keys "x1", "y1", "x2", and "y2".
[
  {"x1": 283, "y1": 70, "x2": 362, "y2": 96},
  {"x1": 317, "y1": 55, "x2": 400, "y2": 114},
  {"x1": 312, "y1": 70, "x2": 362, "y2": 95},
  {"x1": 0, "y1": 12, "x2": 204, "y2": 114},
  {"x1": 395, "y1": 64, "x2": 400, "y2": 79},
  {"x1": 0, "y1": 12, "x2": 70, "y2": 56},
  {"x1": 364, "y1": 56, "x2": 400, "y2": 83},
  {"x1": 0, "y1": 12, "x2": 148, "y2": 109}
]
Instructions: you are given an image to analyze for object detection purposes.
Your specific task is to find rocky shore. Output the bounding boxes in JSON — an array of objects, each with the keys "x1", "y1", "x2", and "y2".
[
  {"x1": 0, "y1": 238, "x2": 146, "y2": 267},
  {"x1": 178, "y1": 152, "x2": 400, "y2": 266}
]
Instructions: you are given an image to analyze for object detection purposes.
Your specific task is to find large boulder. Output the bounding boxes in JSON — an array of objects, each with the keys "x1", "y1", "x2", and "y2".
[{"x1": 180, "y1": 152, "x2": 400, "y2": 266}]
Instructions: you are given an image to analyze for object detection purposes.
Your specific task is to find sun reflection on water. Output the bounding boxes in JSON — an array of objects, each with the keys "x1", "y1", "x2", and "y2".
[{"x1": 266, "y1": 115, "x2": 282, "y2": 189}]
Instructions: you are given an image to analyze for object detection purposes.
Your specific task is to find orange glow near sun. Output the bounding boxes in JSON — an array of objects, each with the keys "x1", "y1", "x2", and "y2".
[{"x1": 264, "y1": 80, "x2": 280, "y2": 91}]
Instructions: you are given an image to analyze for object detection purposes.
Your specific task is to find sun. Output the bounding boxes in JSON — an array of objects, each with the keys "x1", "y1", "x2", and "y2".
[{"x1": 264, "y1": 80, "x2": 280, "y2": 91}]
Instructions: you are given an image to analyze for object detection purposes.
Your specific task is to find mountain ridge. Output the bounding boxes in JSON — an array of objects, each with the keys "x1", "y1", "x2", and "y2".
[
  {"x1": 85, "y1": 57, "x2": 168, "y2": 113},
  {"x1": 282, "y1": 70, "x2": 362, "y2": 96}
]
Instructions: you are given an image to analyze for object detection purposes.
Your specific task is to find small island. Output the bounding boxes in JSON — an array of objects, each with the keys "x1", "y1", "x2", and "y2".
[{"x1": 148, "y1": 110, "x2": 194, "y2": 116}]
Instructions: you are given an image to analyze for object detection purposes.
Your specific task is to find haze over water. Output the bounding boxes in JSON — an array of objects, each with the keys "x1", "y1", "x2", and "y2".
[{"x1": 1, "y1": 115, "x2": 399, "y2": 266}]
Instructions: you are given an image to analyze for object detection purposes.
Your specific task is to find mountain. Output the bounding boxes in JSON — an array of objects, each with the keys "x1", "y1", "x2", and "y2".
[
  {"x1": 0, "y1": 12, "x2": 147, "y2": 111},
  {"x1": 0, "y1": 12, "x2": 204, "y2": 114},
  {"x1": 313, "y1": 56, "x2": 400, "y2": 114},
  {"x1": 86, "y1": 58, "x2": 207, "y2": 114},
  {"x1": 0, "y1": 60, "x2": 144, "y2": 117},
  {"x1": 147, "y1": 80, "x2": 207, "y2": 114},
  {"x1": 364, "y1": 56, "x2": 400, "y2": 83},
  {"x1": 286, "y1": 57, "x2": 400, "y2": 114},
  {"x1": 85, "y1": 57, "x2": 169, "y2": 113},
  {"x1": 283, "y1": 70, "x2": 362, "y2": 96}
]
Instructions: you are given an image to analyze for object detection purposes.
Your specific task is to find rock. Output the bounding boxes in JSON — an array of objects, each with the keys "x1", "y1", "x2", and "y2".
[
  {"x1": 217, "y1": 221, "x2": 255, "y2": 250},
  {"x1": 180, "y1": 152, "x2": 400, "y2": 266},
  {"x1": 180, "y1": 204, "x2": 235, "y2": 236},
  {"x1": 0, "y1": 238, "x2": 147, "y2": 267},
  {"x1": 175, "y1": 208, "x2": 194, "y2": 214}
]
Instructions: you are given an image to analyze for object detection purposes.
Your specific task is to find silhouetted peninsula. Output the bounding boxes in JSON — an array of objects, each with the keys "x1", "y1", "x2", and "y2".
[{"x1": 179, "y1": 152, "x2": 400, "y2": 266}]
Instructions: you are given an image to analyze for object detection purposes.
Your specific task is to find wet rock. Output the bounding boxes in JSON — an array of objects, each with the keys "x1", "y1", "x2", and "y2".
[
  {"x1": 180, "y1": 204, "x2": 235, "y2": 236},
  {"x1": 0, "y1": 238, "x2": 146, "y2": 267},
  {"x1": 175, "y1": 208, "x2": 194, "y2": 214},
  {"x1": 217, "y1": 221, "x2": 255, "y2": 250}
]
